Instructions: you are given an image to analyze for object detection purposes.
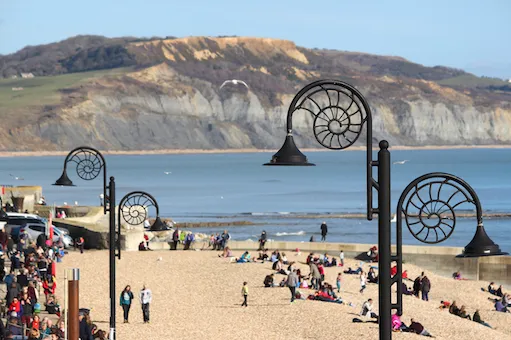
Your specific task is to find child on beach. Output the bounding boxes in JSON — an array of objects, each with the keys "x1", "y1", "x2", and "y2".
[
  {"x1": 360, "y1": 271, "x2": 367, "y2": 294},
  {"x1": 241, "y1": 282, "x2": 248, "y2": 307},
  {"x1": 336, "y1": 273, "x2": 342, "y2": 293}
]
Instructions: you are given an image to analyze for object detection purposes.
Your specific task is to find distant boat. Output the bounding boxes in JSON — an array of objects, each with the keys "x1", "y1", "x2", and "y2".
[
  {"x1": 391, "y1": 214, "x2": 397, "y2": 223},
  {"x1": 393, "y1": 160, "x2": 409, "y2": 165}
]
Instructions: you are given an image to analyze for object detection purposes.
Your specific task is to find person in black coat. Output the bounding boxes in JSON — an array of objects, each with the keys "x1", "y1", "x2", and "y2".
[
  {"x1": 320, "y1": 222, "x2": 328, "y2": 241},
  {"x1": 420, "y1": 276, "x2": 431, "y2": 301},
  {"x1": 413, "y1": 276, "x2": 421, "y2": 298},
  {"x1": 79, "y1": 311, "x2": 93, "y2": 340},
  {"x1": 258, "y1": 231, "x2": 267, "y2": 251}
]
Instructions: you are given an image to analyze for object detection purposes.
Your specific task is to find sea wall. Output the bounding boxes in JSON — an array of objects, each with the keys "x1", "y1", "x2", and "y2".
[{"x1": 144, "y1": 239, "x2": 511, "y2": 285}]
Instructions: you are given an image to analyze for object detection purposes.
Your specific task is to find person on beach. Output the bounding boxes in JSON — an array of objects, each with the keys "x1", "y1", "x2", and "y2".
[
  {"x1": 420, "y1": 276, "x2": 431, "y2": 301},
  {"x1": 120, "y1": 285, "x2": 134, "y2": 323},
  {"x1": 258, "y1": 231, "x2": 267, "y2": 251},
  {"x1": 360, "y1": 299, "x2": 378, "y2": 321},
  {"x1": 241, "y1": 282, "x2": 248, "y2": 307},
  {"x1": 359, "y1": 271, "x2": 367, "y2": 294},
  {"x1": 79, "y1": 310, "x2": 93, "y2": 340},
  {"x1": 459, "y1": 305, "x2": 471, "y2": 320},
  {"x1": 140, "y1": 285, "x2": 152, "y2": 323},
  {"x1": 336, "y1": 273, "x2": 342, "y2": 293},
  {"x1": 391, "y1": 313, "x2": 408, "y2": 332},
  {"x1": 287, "y1": 269, "x2": 299, "y2": 303},
  {"x1": 309, "y1": 261, "x2": 321, "y2": 290},
  {"x1": 409, "y1": 319, "x2": 434, "y2": 337},
  {"x1": 76, "y1": 237, "x2": 85, "y2": 254},
  {"x1": 320, "y1": 222, "x2": 328, "y2": 241},
  {"x1": 264, "y1": 274, "x2": 277, "y2": 287},
  {"x1": 473, "y1": 309, "x2": 492, "y2": 328},
  {"x1": 171, "y1": 228, "x2": 180, "y2": 250},
  {"x1": 449, "y1": 301, "x2": 460, "y2": 316},
  {"x1": 487, "y1": 282, "x2": 497, "y2": 295},
  {"x1": 221, "y1": 230, "x2": 231, "y2": 250},
  {"x1": 339, "y1": 250, "x2": 344, "y2": 266},
  {"x1": 413, "y1": 275, "x2": 421, "y2": 298},
  {"x1": 438, "y1": 300, "x2": 450, "y2": 310},
  {"x1": 218, "y1": 247, "x2": 232, "y2": 258},
  {"x1": 367, "y1": 267, "x2": 378, "y2": 284}
]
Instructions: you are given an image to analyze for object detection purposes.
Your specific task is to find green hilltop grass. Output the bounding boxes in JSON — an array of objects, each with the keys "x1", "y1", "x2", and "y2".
[
  {"x1": 437, "y1": 74, "x2": 508, "y2": 89},
  {"x1": 0, "y1": 67, "x2": 132, "y2": 109}
]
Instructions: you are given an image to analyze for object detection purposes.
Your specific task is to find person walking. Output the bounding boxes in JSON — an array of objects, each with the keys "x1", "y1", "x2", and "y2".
[
  {"x1": 320, "y1": 222, "x2": 328, "y2": 242},
  {"x1": 171, "y1": 228, "x2": 179, "y2": 250},
  {"x1": 359, "y1": 270, "x2": 367, "y2": 294},
  {"x1": 241, "y1": 282, "x2": 248, "y2": 307},
  {"x1": 258, "y1": 231, "x2": 267, "y2": 251},
  {"x1": 286, "y1": 269, "x2": 299, "y2": 303},
  {"x1": 120, "y1": 285, "x2": 134, "y2": 323},
  {"x1": 139, "y1": 285, "x2": 152, "y2": 323},
  {"x1": 339, "y1": 250, "x2": 345, "y2": 267}
]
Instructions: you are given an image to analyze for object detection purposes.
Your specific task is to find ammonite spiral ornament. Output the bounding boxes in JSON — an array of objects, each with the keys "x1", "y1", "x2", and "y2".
[
  {"x1": 67, "y1": 148, "x2": 104, "y2": 181},
  {"x1": 401, "y1": 176, "x2": 477, "y2": 244},
  {"x1": 119, "y1": 191, "x2": 158, "y2": 226},
  {"x1": 289, "y1": 80, "x2": 369, "y2": 150}
]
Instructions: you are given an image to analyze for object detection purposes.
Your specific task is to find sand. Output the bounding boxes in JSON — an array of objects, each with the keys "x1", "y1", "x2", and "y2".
[
  {"x1": 55, "y1": 250, "x2": 511, "y2": 340},
  {"x1": 1, "y1": 145, "x2": 511, "y2": 158}
]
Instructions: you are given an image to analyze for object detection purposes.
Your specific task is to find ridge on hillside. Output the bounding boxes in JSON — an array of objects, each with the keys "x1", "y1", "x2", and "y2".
[{"x1": 0, "y1": 35, "x2": 510, "y2": 152}]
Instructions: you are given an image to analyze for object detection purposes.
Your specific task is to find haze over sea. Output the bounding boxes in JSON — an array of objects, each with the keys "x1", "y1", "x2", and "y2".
[{"x1": 1, "y1": 148, "x2": 510, "y2": 253}]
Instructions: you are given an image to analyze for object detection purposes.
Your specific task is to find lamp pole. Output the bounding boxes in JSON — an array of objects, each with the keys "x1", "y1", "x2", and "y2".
[
  {"x1": 54, "y1": 147, "x2": 119, "y2": 340},
  {"x1": 392, "y1": 173, "x2": 508, "y2": 316},
  {"x1": 264, "y1": 80, "x2": 392, "y2": 339}
]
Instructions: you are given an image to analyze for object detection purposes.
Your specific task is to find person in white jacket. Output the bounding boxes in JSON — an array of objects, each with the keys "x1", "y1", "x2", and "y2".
[{"x1": 140, "y1": 285, "x2": 152, "y2": 323}]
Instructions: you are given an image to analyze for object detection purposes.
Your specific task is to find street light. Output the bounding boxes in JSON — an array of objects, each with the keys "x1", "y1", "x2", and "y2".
[
  {"x1": 264, "y1": 79, "x2": 393, "y2": 339},
  {"x1": 54, "y1": 146, "x2": 118, "y2": 339},
  {"x1": 54, "y1": 147, "x2": 164, "y2": 340},
  {"x1": 393, "y1": 173, "x2": 508, "y2": 314}
]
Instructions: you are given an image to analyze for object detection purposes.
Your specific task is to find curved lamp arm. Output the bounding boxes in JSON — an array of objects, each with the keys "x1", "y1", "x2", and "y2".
[
  {"x1": 117, "y1": 191, "x2": 163, "y2": 259},
  {"x1": 54, "y1": 146, "x2": 108, "y2": 215},
  {"x1": 392, "y1": 172, "x2": 506, "y2": 315},
  {"x1": 266, "y1": 79, "x2": 377, "y2": 220}
]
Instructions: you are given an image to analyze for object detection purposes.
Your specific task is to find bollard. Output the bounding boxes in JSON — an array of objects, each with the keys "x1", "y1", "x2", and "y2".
[{"x1": 68, "y1": 268, "x2": 80, "y2": 340}]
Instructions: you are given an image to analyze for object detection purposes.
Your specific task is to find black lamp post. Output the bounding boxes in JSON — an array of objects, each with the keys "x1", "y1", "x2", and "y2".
[
  {"x1": 53, "y1": 146, "x2": 119, "y2": 340},
  {"x1": 264, "y1": 79, "x2": 393, "y2": 339},
  {"x1": 392, "y1": 173, "x2": 508, "y2": 315}
]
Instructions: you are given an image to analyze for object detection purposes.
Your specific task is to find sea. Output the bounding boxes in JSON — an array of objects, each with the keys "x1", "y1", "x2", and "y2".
[{"x1": 1, "y1": 148, "x2": 511, "y2": 253}]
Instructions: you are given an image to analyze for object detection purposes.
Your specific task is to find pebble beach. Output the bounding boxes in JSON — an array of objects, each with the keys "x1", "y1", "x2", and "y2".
[{"x1": 54, "y1": 249, "x2": 511, "y2": 340}]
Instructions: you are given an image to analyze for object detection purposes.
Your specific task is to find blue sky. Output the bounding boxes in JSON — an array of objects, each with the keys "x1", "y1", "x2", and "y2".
[{"x1": 0, "y1": 0, "x2": 510, "y2": 78}]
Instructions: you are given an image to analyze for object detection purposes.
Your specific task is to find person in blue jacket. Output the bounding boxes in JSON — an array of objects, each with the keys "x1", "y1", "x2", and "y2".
[{"x1": 120, "y1": 285, "x2": 135, "y2": 323}]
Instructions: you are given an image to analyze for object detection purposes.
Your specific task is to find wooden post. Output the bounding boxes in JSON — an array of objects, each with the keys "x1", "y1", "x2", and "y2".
[{"x1": 68, "y1": 268, "x2": 80, "y2": 340}]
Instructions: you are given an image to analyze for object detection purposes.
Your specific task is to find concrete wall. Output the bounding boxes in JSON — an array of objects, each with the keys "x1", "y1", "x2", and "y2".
[
  {"x1": 1, "y1": 186, "x2": 42, "y2": 212},
  {"x1": 141, "y1": 239, "x2": 511, "y2": 285}
]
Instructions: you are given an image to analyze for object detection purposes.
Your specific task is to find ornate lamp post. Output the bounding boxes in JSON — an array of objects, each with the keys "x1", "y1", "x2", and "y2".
[
  {"x1": 54, "y1": 146, "x2": 164, "y2": 340},
  {"x1": 264, "y1": 79, "x2": 393, "y2": 339},
  {"x1": 393, "y1": 173, "x2": 507, "y2": 315}
]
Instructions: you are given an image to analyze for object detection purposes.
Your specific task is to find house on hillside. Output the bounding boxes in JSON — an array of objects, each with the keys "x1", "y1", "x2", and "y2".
[{"x1": 20, "y1": 72, "x2": 34, "y2": 78}]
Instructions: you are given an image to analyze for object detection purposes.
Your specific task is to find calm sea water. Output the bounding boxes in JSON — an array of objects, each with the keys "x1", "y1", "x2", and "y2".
[{"x1": 1, "y1": 149, "x2": 510, "y2": 252}]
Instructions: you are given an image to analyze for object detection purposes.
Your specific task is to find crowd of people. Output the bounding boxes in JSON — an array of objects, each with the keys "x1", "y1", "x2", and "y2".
[{"x1": 0, "y1": 227, "x2": 105, "y2": 340}]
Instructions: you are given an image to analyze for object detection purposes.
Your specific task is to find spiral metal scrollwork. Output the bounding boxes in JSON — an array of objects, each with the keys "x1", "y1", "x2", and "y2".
[
  {"x1": 400, "y1": 175, "x2": 479, "y2": 244},
  {"x1": 119, "y1": 191, "x2": 159, "y2": 226},
  {"x1": 289, "y1": 81, "x2": 369, "y2": 150},
  {"x1": 66, "y1": 148, "x2": 104, "y2": 181}
]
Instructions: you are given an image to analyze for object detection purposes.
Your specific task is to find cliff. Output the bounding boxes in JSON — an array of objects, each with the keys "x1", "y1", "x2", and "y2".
[{"x1": 0, "y1": 35, "x2": 510, "y2": 151}]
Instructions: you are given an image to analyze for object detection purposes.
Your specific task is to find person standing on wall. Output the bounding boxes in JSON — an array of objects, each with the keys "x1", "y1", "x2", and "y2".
[
  {"x1": 320, "y1": 222, "x2": 328, "y2": 242},
  {"x1": 258, "y1": 231, "x2": 267, "y2": 251},
  {"x1": 140, "y1": 284, "x2": 152, "y2": 324}
]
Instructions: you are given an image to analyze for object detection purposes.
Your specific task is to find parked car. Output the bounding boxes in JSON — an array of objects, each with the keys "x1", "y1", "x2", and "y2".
[{"x1": 16, "y1": 223, "x2": 73, "y2": 249}]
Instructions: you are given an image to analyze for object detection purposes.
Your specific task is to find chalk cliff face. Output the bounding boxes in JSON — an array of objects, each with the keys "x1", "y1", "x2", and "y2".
[{"x1": 1, "y1": 36, "x2": 510, "y2": 151}]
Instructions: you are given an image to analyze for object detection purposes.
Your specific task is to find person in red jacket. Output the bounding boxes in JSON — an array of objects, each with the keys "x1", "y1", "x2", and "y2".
[
  {"x1": 9, "y1": 297, "x2": 21, "y2": 318},
  {"x1": 42, "y1": 276, "x2": 57, "y2": 302}
]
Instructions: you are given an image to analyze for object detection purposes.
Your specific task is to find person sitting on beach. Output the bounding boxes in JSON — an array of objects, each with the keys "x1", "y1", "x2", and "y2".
[
  {"x1": 487, "y1": 282, "x2": 497, "y2": 295},
  {"x1": 360, "y1": 299, "x2": 378, "y2": 321},
  {"x1": 495, "y1": 299, "x2": 510, "y2": 313},
  {"x1": 473, "y1": 309, "x2": 492, "y2": 328},
  {"x1": 264, "y1": 274, "x2": 278, "y2": 287},
  {"x1": 503, "y1": 293, "x2": 511, "y2": 307},
  {"x1": 218, "y1": 247, "x2": 232, "y2": 258},
  {"x1": 408, "y1": 319, "x2": 434, "y2": 337},
  {"x1": 438, "y1": 300, "x2": 450, "y2": 310},
  {"x1": 453, "y1": 271, "x2": 462, "y2": 280},
  {"x1": 270, "y1": 250, "x2": 280, "y2": 263},
  {"x1": 449, "y1": 301, "x2": 460, "y2": 316},
  {"x1": 279, "y1": 278, "x2": 286, "y2": 287},
  {"x1": 402, "y1": 282, "x2": 413, "y2": 295},
  {"x1": 392, "y1": 313, "x2": 408, "y2": 332},
  {"x1": 459, "y1": 305, "x2": 471, "y2": 320},
  {"x1": 496, "y1": 285, "x2": 504, "y2": 297},
  {"x1": 367, "y1": 267, "x2": 378, "y2": 284},
  {"x1": 274, "y1": 259, "x2": 288, "y2": 275},
  {"x1": 257, "y1": 249, "x2": 269, "y2": 262},
  {"x1": 280, "y1": 253, "x2": 289, "y2": 265},
  {"x1": 138, "y1": 241, "x2": 148, "y2": 251},
  {"x1": 236, "y1": 251, "x2": 251, "y2": 263}
]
